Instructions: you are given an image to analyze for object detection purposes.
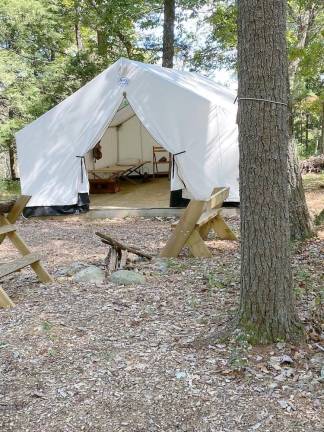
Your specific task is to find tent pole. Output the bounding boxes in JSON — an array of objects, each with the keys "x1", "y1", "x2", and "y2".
[
  {"x1": 116, "y1": 126, "x2": 120, "y2": 163},
  {"x1": 139, "y1": 122, "x2": 144, "y2": 162}
]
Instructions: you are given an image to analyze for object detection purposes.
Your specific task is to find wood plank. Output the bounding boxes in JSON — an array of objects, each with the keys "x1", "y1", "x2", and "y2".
[
  {"x1": 208, "y1": 187, "x2": 229, "y2": 210},
  {"x1": 186, "y1": 229, "x2": 212, "y2": 257},
  {"x1": 196, "y1": 208, "x2": 221, "y2": 227},
  {"x1": 211, "y1": 216, "x2": 237, "y2": 240},
  {"x1": 171, "y1": 208, "x2": 221, "y2": 229},
  {"x1": 7, "y1": 195, "x2": 31, "y2": 224},
  {"x1": 0, "y1": 225, "x2": 16, "y2": 235},
  {"x1": 0, "y1": 196, "x2": 30, "y2": 246},
  {"x1": 199, "y1": 220, "x2": 212, "y2": 240},
  {"x1": 0, "y1": 287, "x2": 15, "y2": 308},
  {"x1": 160, "y1": 200, "x2": 206, "y2": 257},
  {"x1": 0, "y1": 253, "x2": 40, "y2": 278},
  {"x1": 0, "y1": 216, "x2": 53, "y2": 283}
]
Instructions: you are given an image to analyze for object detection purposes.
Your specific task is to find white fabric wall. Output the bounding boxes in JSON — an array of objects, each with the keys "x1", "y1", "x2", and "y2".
[
  {"x1": 86, "y1": 127, "x2": 118, "y2": 171},
  {"x1": 118, "y1": 116, "x2": 142, "y2": 162},
  {"x1": 94, "y1": 127, "x2": 118, "y2": 169},
  {"x1": 117, "y1": 116, "x2": 162, "y2": 174}
]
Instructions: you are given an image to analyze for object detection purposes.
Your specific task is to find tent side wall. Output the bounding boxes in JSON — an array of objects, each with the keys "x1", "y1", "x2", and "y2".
[{"x1": 86, "y1": 127, "x2": 118, "y2": 171}]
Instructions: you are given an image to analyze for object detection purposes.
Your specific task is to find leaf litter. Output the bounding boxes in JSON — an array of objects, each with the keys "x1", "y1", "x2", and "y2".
[{"x1": 0, "y1": 214, "x2": 323, "y2": 432}]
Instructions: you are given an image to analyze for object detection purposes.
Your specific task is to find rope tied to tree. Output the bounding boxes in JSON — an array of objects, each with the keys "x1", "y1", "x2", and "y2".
[{"x1": 234, "y1": 96, "x2": 288, "y2": 106}]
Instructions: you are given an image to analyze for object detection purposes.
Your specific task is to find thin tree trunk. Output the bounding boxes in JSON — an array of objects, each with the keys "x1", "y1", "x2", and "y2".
[
  {"x1": 75, "y1": 22, "x2": 83, "y2": 51},
  {"x1": 74, "y1": 1, "x2": 83, "y2": 51},
  {"x1": 97, "y1": 30, "x2": 107, "y2": 57},
  {"x1": 8, "y1": 146, "x2": 17, "y2": 180},
  {"x1": 319, "y1": 102, "x2": 324, "y2": 154},
  {"x1": 162, "y1": 0, "x2": 175, "y2": 68},
  {"x1": 8, "y1": 108, "x2": 17, "y2": 180},
  {"x1": 287, "y1": 89, "x2": 313, "y2": 240},
  {"x1": 287, "y1": 137, "x2": 313, "y2": 239},
  {"x1": 305, "y1": 113, "x2": 309, "y2": 151},
  {"x1": 237, "y1": 0, "x2": 303, "y2": 342},
  {"x1": 286, "y1": 3, "x2": 315, "y2": 239},
  {"x1": 288, "y1": 3, "x2": 316, "y2": 87},
  {"x1": 116, "y1": 31, "x2": 133, "y2": 58}
]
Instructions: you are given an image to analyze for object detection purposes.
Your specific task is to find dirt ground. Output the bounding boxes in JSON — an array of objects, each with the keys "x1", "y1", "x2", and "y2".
[{"x1": 0, "y1": 182, "x2": 323, "y2": 431}]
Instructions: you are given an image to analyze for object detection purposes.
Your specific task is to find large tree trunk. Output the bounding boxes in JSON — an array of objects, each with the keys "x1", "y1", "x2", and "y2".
[
  {"x1": 162, "y1": 0, "x2": 175, "y2": 68},
  {"x1": 237, "y1": 0, "x2": 303, "y2": 342}
]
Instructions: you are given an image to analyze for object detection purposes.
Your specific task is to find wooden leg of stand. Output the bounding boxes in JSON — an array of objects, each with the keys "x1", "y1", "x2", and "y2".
[
  {"x1": 211, "y1": 216, "x2": 237, "y2": 240},
  {"x1": 186, "y1": 229, "x2": 212, "y2": 257},
  {"x1": 0, "y1": 287, "x2": 15, "y2": 308}
]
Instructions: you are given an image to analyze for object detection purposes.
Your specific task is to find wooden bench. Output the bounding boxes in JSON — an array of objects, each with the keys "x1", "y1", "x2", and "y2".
[
  {"x1": 0, "y1": 196, "x2": 53, "y2": 308},
  {"x1": 160, "y1": 187, "x2": 237, "y2": 258}
]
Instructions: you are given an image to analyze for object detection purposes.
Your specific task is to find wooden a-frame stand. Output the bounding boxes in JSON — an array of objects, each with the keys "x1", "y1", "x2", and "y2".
[
  {"x1": 160, "y1": 187, "x2": 237, "y2": 258},
  {"x1": 0, "y1": 195, "x2": 53, "y2": 308}
]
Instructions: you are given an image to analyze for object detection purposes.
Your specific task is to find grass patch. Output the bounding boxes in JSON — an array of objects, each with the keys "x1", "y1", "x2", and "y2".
[{"x1": 302, "y1": 172, "x2": 324, "y2": 191}]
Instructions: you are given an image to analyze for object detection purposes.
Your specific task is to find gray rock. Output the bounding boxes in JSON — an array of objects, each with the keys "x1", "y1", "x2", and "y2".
[
  {"x1": 152, "y1": 258, "x2": 168, "y2": 273},
  {"x1": 310, "y1": 353, "x2": 324, "y2": 370},
  {"x1": 73, "y1": 266, "x2": 105, "y2": 283},
  {"x1": 110, "y1": 270, "x2": 146, "y2": 285},
  {"x1": 60, "y1": 262, "x2": 87, "y2": 277},
  {"x1": 280, "y1": 355, "x2": 294, "y2": 365}
]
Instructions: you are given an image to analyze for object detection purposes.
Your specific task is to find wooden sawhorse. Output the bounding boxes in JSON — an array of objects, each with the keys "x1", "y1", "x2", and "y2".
[
  {"x1": 0, "y1": 195, "x2": 53, "y2": 308},
  {"x1": 160, "y1": 187, "x2": 237, "y2": 258}
]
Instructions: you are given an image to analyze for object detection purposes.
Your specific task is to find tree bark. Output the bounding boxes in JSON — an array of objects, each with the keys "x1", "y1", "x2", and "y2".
[
  {"x1": 162, "y1": 0, "x2": 175, "y2": 68},
  {"x1": 237, "y1": 0, "x2": 303, "y2": 342}
]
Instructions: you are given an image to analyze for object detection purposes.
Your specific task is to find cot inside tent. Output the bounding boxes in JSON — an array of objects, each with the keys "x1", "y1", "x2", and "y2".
[{"x1": 16, "y1": 58, "x2": 240, "y2": 217}]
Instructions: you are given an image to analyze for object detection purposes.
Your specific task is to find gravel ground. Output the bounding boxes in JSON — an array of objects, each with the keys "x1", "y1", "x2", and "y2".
[{"x1": 0, "y1": 215, "x2": 323, "y2": 432}]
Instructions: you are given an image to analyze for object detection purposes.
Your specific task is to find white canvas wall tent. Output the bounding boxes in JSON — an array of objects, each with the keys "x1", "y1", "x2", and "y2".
[{"x1": 16, "y1": 58, "x2": 239, "y2": 217}]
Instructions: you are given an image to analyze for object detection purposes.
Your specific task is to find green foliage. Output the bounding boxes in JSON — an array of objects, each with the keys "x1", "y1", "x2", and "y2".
[
  {"x1": 0, "y1": 0, "x2": 157, "y2": 152},
  {"x1": 0, "y1": 0, "x2": 322, "y2": 159},
  {"x1": 314, "y1": 209, "x2": 324, "y2": 226},
  {"x1": 192, "y1": 0, "x2": 324, "y2": 157},
  {"x1": 0, "y1": 179, "x2": 20, "y2": 197}
]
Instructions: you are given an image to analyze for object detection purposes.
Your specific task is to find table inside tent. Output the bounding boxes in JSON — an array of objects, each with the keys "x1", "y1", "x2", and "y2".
[{"x1": 88, "y1": 160, "x2": 150, "y2": 193}]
